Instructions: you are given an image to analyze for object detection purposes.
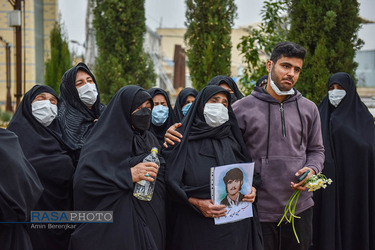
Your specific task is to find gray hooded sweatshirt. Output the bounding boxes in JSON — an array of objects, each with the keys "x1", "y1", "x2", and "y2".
[{"x1": 232, "y1": 87, "x2": 324, "y2": 222}]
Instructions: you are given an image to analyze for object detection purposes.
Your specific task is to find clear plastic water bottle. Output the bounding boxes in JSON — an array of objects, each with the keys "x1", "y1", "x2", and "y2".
[{"x1": 133, "y1": 147, "x2": 160, "y2": 201}]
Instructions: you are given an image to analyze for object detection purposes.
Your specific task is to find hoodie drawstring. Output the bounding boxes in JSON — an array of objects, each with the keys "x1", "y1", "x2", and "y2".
[
  {"x1": 295, "y1": 99, "x2": 303, "y2": 146},
  {"x1": 266, "y1": 103, "x2": 271, "y2": 162}
]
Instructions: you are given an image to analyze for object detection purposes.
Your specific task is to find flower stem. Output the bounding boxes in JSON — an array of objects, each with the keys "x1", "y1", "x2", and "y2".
[
  {"x1": 291, "y1": 191, "x2": 301, "y2": 243},
  {"x1": 278, "y1": 173, "x2": 333, "y2": 244}
]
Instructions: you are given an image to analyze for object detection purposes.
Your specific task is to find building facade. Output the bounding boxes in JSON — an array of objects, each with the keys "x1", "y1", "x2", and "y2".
[
  {"x1": 155, "y1": 27, "x2": 257, "y2": 91},
  {"x1": 0, "y1": 0, "x2": 58, "y2": 110}
]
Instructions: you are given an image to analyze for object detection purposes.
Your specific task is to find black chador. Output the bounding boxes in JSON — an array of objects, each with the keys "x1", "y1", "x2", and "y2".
[
  {"x1": 0, "y1": 128, "x2": 43, "y2": 250},
  {"x1": 58, "y1": 63, "x2": 105, "y2": 155},
  {"x1": 313, "y1": 72, "x2": 375, "y2": 250},
  {"x1": 147, "y1": 88, "x2": 177, "y2": 146},
  {"x1": 71, "y1": 85, "x2": 166, "y2": 250},
  {"x1": 164, "y1": 86, "x2": 263, "y2": 250},
  {"x1": 172, "y1": 87, "x2": 198, "y2": 122},
  {"x1": 7, "y1": 85, "x2": 76, "y2": 250},
  {"x1": 207, "y1": 75, "x2": 244, "y2": 103}
]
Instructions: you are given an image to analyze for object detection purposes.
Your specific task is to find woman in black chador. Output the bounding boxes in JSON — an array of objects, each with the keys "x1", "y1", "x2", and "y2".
[
  {"x1": 163, "y1": 86, "x2": 263, "y2": 250},
  {"x1": 58, "y1": 63, "x2": 105, "y2": 160},
  {"x1": 172, "y1": 87, "x2": 198, "y2": 122},
  {"x1": 147, "y1": 88, "x2": 177, "y2": 146},
  {"x1": 7, "y1": 85, "x2": 75, "y2": 250},
  {"x1": 207, "y1": 75, "x2": 244, "y2": 104},
  {"x1": 71, "y1": 85, "x2": 166, "y2": 250},
  {"x1": 0, "y1": 128, "x2": 43, "y2": 250},
  {"x1": 313, "y1": 72, "x2": 375, "y2": 250}
]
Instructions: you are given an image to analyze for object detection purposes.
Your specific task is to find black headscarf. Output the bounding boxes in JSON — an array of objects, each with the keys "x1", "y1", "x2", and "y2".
[
  {"x1": 71, "y1": 85, "x2": 166, "y2": 250},
  {"x1": 132, "y1": 90, "x2": 161, "y2": 155},
  {"x1": 8, "y1": 85, "x2": 68, "y2": 153},
  {"x1": 0, "y1": 128, "x2": 43, "y2": 250},
  {"x1": 147, "y1": 88, "x2": 177, "y2": 146},
  {"x1": 172, "y1": 87, "x2": 198, "y2": 122},
  {"x1": 163, "y1": 86, "x2": 262, "y2": 250},
  {"x1": 58, "y1": 63, "x2": 105, "y2": 151},
  {"x1": 313, "y1": 72, "x2": 375, "y2": 250},
  {"x1": 7, "y1": 85, "x2": 76, "y2": 250},
  {"x1": 207, "y1": 75, "x2": 244, "y2": 103},
  {"x1": 165, "y1": 85, "x2": 251, "y2": 199}
]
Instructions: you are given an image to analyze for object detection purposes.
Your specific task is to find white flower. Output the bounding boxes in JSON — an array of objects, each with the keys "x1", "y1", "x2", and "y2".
[
  {"x1": 304, "y1": 174, "x2": 333, "y2": 192},
  {"x1": 317, "y1": 179, "x2": 323, "y2": 186}
]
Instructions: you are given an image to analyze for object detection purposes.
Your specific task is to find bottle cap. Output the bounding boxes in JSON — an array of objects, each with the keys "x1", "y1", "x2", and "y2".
[{"x1": 151, "y1": 147, "x2": 158, "y2": 153}]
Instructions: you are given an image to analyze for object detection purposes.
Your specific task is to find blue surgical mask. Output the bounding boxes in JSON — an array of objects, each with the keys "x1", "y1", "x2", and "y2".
[
  {"x1": 181, "y1": 102, "x2": 192, "y2": 116},
  {"x1": 152, "y1": 105, "x2": 169, "y2": 126}
]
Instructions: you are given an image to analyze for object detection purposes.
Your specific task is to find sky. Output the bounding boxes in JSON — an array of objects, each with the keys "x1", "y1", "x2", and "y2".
[{"x1": 58, "y1": 0, "x2": 375, "y2": 55}]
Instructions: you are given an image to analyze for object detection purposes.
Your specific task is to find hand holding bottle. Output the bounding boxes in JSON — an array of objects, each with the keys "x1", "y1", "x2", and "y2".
[
  {"x1": 130, "y1": 162, "x2": 158, "y2": 183},
  {"x1": 133, "y1": 147, "x2": 160, "y2": 201}
]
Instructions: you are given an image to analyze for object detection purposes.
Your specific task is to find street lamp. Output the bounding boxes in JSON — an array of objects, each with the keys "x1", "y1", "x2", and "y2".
[
  {"x1": 0, "y1": 36, "x2": 12, "y2": 112},
  {"x1": 69, "y1": 40, "x2": 85, "y2": 64},
  {"x1": 70, "y1": 40, "x2": 85, "y2": 48}
]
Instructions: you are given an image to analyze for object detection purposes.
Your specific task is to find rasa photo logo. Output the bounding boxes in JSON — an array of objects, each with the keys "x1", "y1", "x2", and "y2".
[{"x1": 31, "y1": 211, "x2": 113, "y2": 223}]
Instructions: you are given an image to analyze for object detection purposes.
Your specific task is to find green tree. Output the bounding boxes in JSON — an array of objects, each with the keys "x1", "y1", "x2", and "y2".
[
  {"x1": 237, "y1": 0, "x2": 363, "y2": 102},
  {"x1": 287, "y1": 0, "x2": 363, "y2": 104},
  {"x1": 237, "y1": 0, "x2": 288, "y2": 96},
  {"x1": 93, "y1": 0, "x2": 155, "y2": 103},
  {"x1": 185, "y1": 0, "x2": 237, "y2": 91},
  {"x1": 45, "y1": 21, "x2": 71, "y2": 94}
]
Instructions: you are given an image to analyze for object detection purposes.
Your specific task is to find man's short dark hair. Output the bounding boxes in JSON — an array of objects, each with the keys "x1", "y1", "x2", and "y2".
[
  {"x1": 270, "y1": 41, "x2": 306, "y2": 63},
  {"x1": 223, "y1": 168, "x2": 243, "y2": 184}
]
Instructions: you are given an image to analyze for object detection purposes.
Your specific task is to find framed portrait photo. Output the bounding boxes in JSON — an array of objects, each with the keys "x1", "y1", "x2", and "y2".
[{"x1": 210, "y1": 162, "x2": 254, "y2": 225}]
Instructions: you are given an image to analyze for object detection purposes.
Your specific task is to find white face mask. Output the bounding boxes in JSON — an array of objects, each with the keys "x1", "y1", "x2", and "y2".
[
  {"x1": 328, "y1": 89, "x2": 346, "y2": 107},
  {"x1": 269, "y1": 61, "x2": 295, "y2": 96},
  {"x1": 32, "y1": 100, "x2": 58, "y2": 126},
  {"x1": 203, "y1": 103, "x2": 229, "y2": 127},
  {"x1": 77, "y1": 83, "x2": 98, "y2": 106}
]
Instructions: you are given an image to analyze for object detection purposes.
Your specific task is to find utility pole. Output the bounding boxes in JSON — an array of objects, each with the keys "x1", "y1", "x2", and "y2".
[
  {"x1": 8, "y1": 0, "x2": 23, "y2": 108},
  {"x1": 6, "y1": 42, "x2": 11, "y2": 111},
  {"x1": 0, "y1": 37, "x2": 12, "y2": 112},
  {"x1": 173, "y1": 45, "x2": 186, "y2": 89},
  {"x1": 14, "y1": 0, "x2": 22, "y2": 108}
]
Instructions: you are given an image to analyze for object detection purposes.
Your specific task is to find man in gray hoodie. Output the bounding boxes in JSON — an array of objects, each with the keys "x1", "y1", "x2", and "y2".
[{"x1": 232, "y1": 41, "x2": 324, "y2": 250}]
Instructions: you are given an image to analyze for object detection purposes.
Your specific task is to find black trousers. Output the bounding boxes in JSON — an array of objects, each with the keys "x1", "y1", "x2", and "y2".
[{"x1": 261, "y1": 207, "x2": 313, "y2": 250}]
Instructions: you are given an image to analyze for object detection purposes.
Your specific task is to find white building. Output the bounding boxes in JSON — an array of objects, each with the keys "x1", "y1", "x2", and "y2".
[{"x1": 355, "y1": 50, "x2": 375, "y2": 87}]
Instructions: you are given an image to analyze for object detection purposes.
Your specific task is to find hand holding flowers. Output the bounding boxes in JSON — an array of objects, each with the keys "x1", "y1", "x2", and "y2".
[{"x1": 278, "y1": 171, "x2": 333, "y2": 243}]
